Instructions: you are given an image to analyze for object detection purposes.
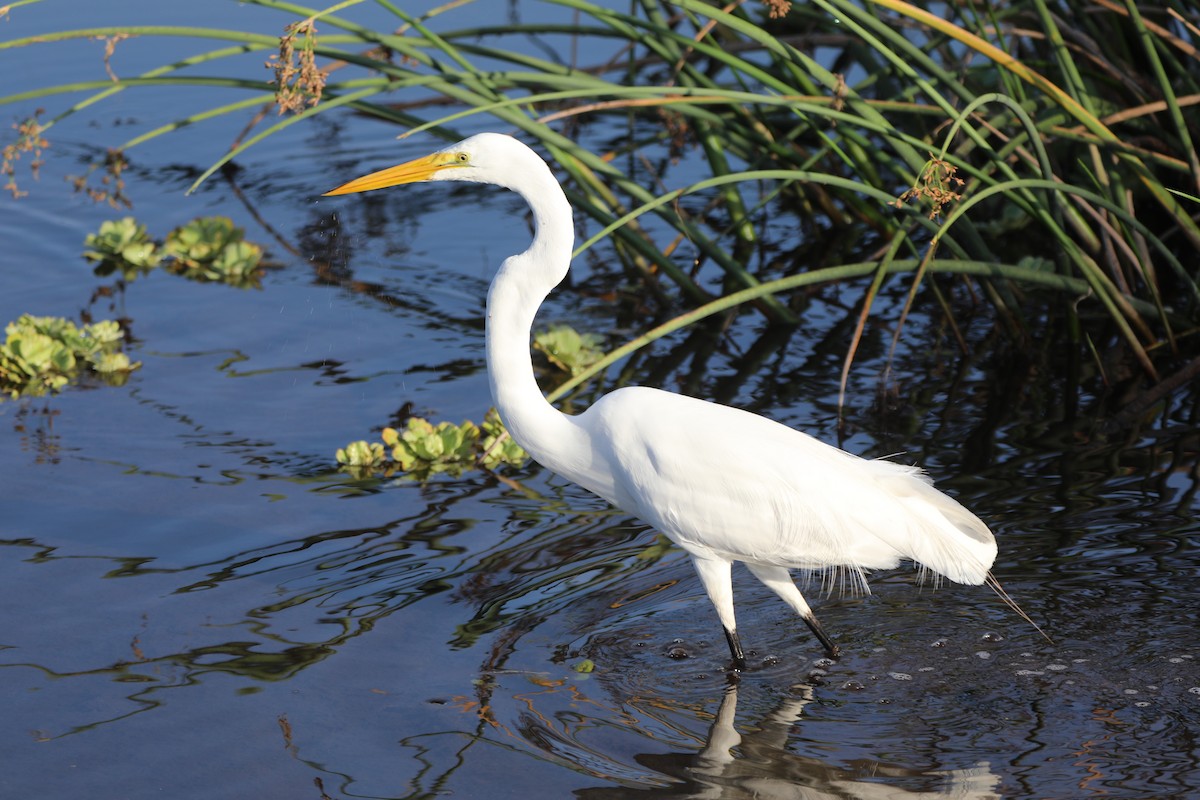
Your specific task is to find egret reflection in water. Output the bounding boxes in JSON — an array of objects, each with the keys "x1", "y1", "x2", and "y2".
[{"x1": 571, "y1": 682, "x2": 1000, "y2": 799}]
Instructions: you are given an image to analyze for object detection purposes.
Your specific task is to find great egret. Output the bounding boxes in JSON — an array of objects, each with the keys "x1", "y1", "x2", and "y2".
[{"x1": 325, "y1": 133, "x2": 1003, "y2": 668}]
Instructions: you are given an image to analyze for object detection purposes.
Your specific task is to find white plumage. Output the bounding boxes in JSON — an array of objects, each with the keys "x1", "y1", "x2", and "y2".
[{"x1": 326, "y1": 132, "x2": 1000, "y2": 666}]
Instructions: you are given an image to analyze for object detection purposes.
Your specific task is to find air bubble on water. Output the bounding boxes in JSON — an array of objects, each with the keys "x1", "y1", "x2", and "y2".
[
  {"x1": 1169, "y1": 657, "x2": 1184, "y2": 664},
  {"x1": 1072, "y1": 658, "x2": 1089, "y2": 663},
  {"x1": 1188, "y1": 687, "x2": 1200, "y2": 695},
  {"x1": 931, "y1": 638, "x2": 948, "y2": 648},
  {"x1": 1046, "y1": 663, "x2": 1068, "y2": 671},
  {"x1": 919, "y1": 666, "x2": 935, "y2": 672},
  {"x1": 975, "y1": 651, "x2": 992, "y2": 660},
  {"x1": 1135, "y1": 701, "x2": 1151, "y2": 708},
  {"x1": 1123, "y1": 689, "x2": 1138, "y2": 695},
  {"x1": 980, "y1": 632, "x2": 1003, "y2": 642},
  {"x1": 842, "y1": 680, "x2": 866, "y2": 691},
  {"x1": 1015, "y1": 669, "x2": 1044, "y2": 676},
  {"x1": 889, "y1": 672, "x2": 913, "y2": 681}
]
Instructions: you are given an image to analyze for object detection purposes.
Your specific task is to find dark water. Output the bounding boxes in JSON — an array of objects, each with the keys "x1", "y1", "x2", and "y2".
[{"x1": 3, "y1": 3, "x2": 1199, "y2": 798}]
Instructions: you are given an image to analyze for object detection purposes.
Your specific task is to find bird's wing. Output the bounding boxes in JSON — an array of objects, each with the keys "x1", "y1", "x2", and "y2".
[{"x1": 577, "y1": 387, "x2": 995, "y2": 583}]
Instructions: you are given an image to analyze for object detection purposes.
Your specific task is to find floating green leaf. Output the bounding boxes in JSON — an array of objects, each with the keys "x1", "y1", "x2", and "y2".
[
  {"x1": 534, "y1": 325, "x2": 604, "y2": 376},
  {"x1": 83, "y1": 217, "x2": 162, "y2": 277},
  {"x1": 479, "y1": 408, "x2": 528, "y2": 470},
  {"x1": 83, "y1": 216, "x2": 266, "y2": 288},
  {"x1": 164, "y1": 216, "x2": 239, "y2": 265},
  {"x1": 0, "y1": 314, "x2": 140, "y2": 400},
  {"x1": 335, "y1": 439, "x2": 386, "y2": 467},
  {"x1": 164, "y1": 216, "x2": 264, "y2": 287},
  {"x1": 339, "y1": 409, "x2": 527, "y2": 478},
  {"x1": 381, "y1": 417, "x2": 479, "y2": 476}
]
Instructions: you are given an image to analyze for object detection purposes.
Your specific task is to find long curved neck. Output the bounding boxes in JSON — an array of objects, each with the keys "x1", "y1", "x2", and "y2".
[{"x1": 484, "y1": 164, "x2": 585, "y2": 474}]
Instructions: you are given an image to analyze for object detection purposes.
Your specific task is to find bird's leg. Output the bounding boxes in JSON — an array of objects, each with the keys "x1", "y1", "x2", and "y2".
[
  {"x1": 745, "y1": 563, "x2": 841, "y2": 658},
  {"x1": 802, "y1": 613, "x2": 840, "y2": 658},
  {"x1": 723, "y1": 627, "x2": 747, "y2": 671},
  {"x1": 691, "y1": 557, "x2": 745, "y2": 671}
]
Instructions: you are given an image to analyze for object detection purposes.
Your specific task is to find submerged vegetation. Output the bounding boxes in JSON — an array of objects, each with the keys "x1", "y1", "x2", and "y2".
[{"x1": 2, "y1": 0, "x2": 1198, "y2": 446}]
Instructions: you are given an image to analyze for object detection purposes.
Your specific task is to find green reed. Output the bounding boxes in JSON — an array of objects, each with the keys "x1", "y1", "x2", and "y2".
[{"x1": 3, "y1": 0, "x2": 1197, "y2": 388}]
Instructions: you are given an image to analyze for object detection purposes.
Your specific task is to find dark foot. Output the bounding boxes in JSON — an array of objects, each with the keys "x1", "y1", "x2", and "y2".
[
  {"x1": 723, "y1": 627, "x2": 747, "y2": 671},
  {"x1": 803, "y1": 614, "x2": 840, "y2": 658}
]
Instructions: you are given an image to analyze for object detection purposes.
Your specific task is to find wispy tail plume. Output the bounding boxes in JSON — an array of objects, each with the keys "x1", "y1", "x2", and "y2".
[{"x1": 985, "y1": 572, "x2": 1053, "y2": 643}]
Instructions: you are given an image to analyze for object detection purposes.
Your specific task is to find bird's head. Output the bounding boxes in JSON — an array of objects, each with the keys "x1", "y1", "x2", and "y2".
[{"x1": 323, "y1": 133, "x2": 533, "y2": 197}]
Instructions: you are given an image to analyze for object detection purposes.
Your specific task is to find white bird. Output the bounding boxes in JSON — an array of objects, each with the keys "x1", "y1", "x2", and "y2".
[{"x1": 325, "y1": 133, "x2": 1004, "y2": 668}]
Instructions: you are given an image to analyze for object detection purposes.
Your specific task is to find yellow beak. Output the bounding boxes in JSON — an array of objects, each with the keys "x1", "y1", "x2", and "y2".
[{"x1": 323, "y1": 151, "x2": 459, "y2": 196}]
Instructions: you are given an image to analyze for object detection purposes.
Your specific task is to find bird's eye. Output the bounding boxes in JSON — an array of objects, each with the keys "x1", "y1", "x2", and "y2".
[{"x1": 456, "y1": 152, "x2": 469, "y2": 163}]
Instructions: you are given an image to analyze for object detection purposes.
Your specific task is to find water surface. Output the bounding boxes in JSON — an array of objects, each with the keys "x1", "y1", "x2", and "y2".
[{"x1": 2, "y1": 3, "x2": 1198, "y2": 798}]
